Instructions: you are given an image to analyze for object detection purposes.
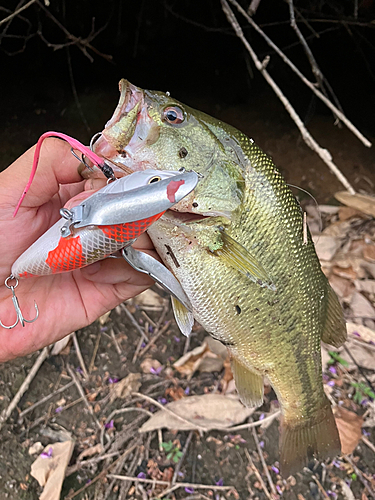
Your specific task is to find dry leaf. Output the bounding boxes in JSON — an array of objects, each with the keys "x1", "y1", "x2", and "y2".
[
  {"x1": 350, "y1": 292, "x2": 375, "y2": 319},
  {"x1": 28, "y1": 442, "x2": 44, "y2": 455},
  {"x1": 338, "y1": 206, "x2": 365, "y2": 221},
  {"x1": 173, "y1": 339, "x2": 224, "y2": 377},
  {"x1": 77, "y1": 443, "x2": 103, "y2": 461},
  {"x1": 335, "y1": 191, "x2": 375, "y2": 218},
  {"x1": 355, "y1": 280, "x2": 375, "y2": 294},
  {"x1": 346, "y1": 322, "x2": 375, "y2": 343},
  {"x1": 312, "y1": 235, "x2": 342, "y2": 261},
  {"x1": 364, "y1": 244, "x2": 375, "y2": 262},
  {"x1": 337, "y1": 341, "x2": 375, "y2": 370},
  {"x1": 334, "y1": 407, "x2": 363, "y2": 454},
  {"x1": 30, "y1": 441, "x2": 74, "y2": 500},
  {"x1": 339, "y1": 479, "x2": 356, "y2": 500},
  {"x1": 332, "y1": 266, "x2": 358, "y2": 280},
  {"x1": 140, "y1": 358, "x2": 162, "y2": 374},
  {"x1": 110, "y1": 372, "x2": 141, "y2": 402},
  {"x1": 133, "y1": 289, "x2": 164, "y2": 308},
  {"x1": 328, "y1": 275, "x2": 355, "y2": 300},
  {"x1": 139, "y1": 394, "x2": 255, "y2": 432},
  {"x1": 51, "y1": 333, "x2": 73, "y2": 356}
]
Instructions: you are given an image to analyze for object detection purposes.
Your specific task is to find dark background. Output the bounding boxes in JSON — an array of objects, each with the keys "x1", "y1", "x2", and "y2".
[{"x1": 1, "y1": 0, "x2": 374, "y2": 195}]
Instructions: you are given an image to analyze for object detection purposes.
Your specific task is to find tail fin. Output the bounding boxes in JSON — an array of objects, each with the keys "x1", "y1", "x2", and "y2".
[{"x1": 279, "y1": 397, "x2": 341, "y2": 477}]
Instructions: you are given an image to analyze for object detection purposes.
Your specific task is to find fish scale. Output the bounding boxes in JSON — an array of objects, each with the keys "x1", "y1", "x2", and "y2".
[{"x1": 94, "y1": 79, "x2": 347, "y2": 476}]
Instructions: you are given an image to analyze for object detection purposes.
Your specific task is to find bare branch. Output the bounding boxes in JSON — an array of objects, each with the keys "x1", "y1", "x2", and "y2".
[
  {"x1": 227, "y1": 0, "x2": 372, "y2": 149},
  {"x1": 0, "y1": 0, "x2": 36, "y2": 28},
  {"x1": 221, "y1": 0, "x2": 356, "y2": 194}
]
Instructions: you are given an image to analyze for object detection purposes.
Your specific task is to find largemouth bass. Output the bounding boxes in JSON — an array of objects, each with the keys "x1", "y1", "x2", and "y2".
[{"x1": 94, "y1": 80, "x2": 347, "y2": 476}]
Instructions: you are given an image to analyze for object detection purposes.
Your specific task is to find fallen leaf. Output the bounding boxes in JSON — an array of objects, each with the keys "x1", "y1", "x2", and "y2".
[
  {"x1": 28, "y1": 442, "x2": 44, "y2": 456},
  {"x1": 335, "y1": 191, "x2": 375, "y2": 218},
  {"x1": 364, "y1": 244, "x2": 375, "y2": 262},
  {"x1": 133, "y1": 289, "x2": 164, "y2": 308},
  {"x1": 312, "y1": 235, "x2": 342, "y2": 261},
  {"x1": 173, "y1": 340, "x2": 224, "y2": 378},
  {"x1": 322, "y1": 220, "x2": 351, "y2": 238},
  {"x1": 30, "y1": 441, "x2": 74, "y2": 500},
  {"x1": 328, "y1": 274, "x2": 355, "y2": 300},
  {"x1": 110, "y1": 372, "x2": 141, "y2": 402},
  {"x1": 77, "y1": 443, "x2": 103, "y2": 461},
  {"x1": 51, "y1": 333, "x2": 73, "y2": 356},
  {"x1": 139, "y1": 394, "x2": 255, "y2": 432},
  {"x1": 337, "y1": 341, "x2": 375, "y2": 370},
  {"x1": 346, "y1": 322, "x2": 375, "y2": 343},
  {"x1": 332, "y1": 266, "x2": 358, "y2": 281},
  {"x1": 140, "y1": 358, "x2": 162, "y2": 374},
  {"x1": 334, "y1": 407, "x2": 363, "y2": 454},
  {"x1": 355, "y1": 279, "x2": 375, "y2": 295},
  {"x1": 350, "y1": 292, "x2": 375, "y2": 319},
  {"x1": 338, "y1": 206, "x2": 365, "y2": 221},
  {"x1": 165, "y1": 386, "x2": 186, "y2": 401},
  {"x1": 339, "y1": 479, "x2": 356, "y2": 500}
]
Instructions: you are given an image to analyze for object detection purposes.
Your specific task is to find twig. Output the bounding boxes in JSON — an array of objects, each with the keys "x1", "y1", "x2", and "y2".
[
  {"x1": 100, "y1": 407, "x2": 152, "y2": 449},
  {"x1": 107, "y1": 474, "x2": 235, "y2": 492},
  {"x1": 226, "y1": 0, "x2": 372, "y2": 149},
  {"x1": 66, "y1": 451, "x2": 121, "y2": 476},
  {"x1": 89, "y1": 330, "x2": 101, "y2": 373},
  {"x1": 172, "y1": 430, "x2": 194, "y2": 484},
  {"x1": 0, "y1": 346, "x2": 49, "y2": 431},
  {"x1": 362, "y1": 435, "x2": 375, "y2": 454},
  {"x1": 132, "y1": 335, "x2": 145, "y2": 364},
  {"x1": 110, "y1": 328, "x2": 122, "y2": 355},
  {"x1": 72, "y1": 332, "x2": 89, "y2": 379},
  {"x1": 252, "y1": 427, "x2": 278, "y2": 497},
  {"x1": 247, "y1": 0, "x2": 261, "y2": 15},
  {"x1": 221, "y1": 0, "x2": 357, "y2": 194},
  {"x1": 343, "y1": 455, "x2": 375, "y2": 499},
  {"x1": 244, "y1": 448, "x2": 272, "y2": 500},
  {"x1": 183, "y1": 334, "x2": 191, "y2": 355},
  {"x1": 224, "y1": 410, "x2": 280, "y2": 431},
  {"x1": 312, "y1": 474, "x2": 330, "y2": 500},
  {"x1": 66, "y1": 364, "x2": 101, "y2": 431},
  {"x1": 131, "y1": 392, "x2": 208, "y2": 432},
  {"x1": 18, "y1": 380, "x2": 74, "y2": 418},
  {"x1": 121, "y1": 304, "x2": 149, "y2": 341},
  {"x1": 140, "y1": 320, "x2": 171, "y2": 357},
  {"x1": 158, "y1": 428, "x2": 163, "y2": 452},
  {"x1": 0, "y1": 0, "x2": 36, "y2": 27}
]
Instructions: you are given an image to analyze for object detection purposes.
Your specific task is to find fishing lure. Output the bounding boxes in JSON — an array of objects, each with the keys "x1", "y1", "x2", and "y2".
[{"x1": 1, "y1": 132, "x2": 199, "y2": 329}]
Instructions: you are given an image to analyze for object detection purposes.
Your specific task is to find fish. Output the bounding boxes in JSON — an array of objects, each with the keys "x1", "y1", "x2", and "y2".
[{"x1": 93, "y1": 80, "x2": 347, "y2": 476}]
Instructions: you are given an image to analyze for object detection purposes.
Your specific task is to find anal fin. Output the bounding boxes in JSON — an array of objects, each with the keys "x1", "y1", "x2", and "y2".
[
  {"x1": 231, "y1": 357, "x2": 264, "y2": 408},
  {"x1": 321, "y1": 285, "x2": 347, "y2": 348},
  {"x1": 171, "y1": 296, "x2": 194, "y2": 337}
]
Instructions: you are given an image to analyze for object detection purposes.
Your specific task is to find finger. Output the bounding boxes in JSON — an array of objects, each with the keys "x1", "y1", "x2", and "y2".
[{"x1": 1, "y1": 138, "x2": 85, "y2": 209}]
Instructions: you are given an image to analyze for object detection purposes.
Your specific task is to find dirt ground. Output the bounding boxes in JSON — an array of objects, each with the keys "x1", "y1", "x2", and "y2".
[{"x1": 0, "y1": 85, "x2": 375, "y2": 500}]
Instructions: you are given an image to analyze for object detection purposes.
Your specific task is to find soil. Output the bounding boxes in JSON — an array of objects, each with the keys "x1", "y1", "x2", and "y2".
[{"x1": 0, "y1": 83, "x2": 374, "y2": 500}]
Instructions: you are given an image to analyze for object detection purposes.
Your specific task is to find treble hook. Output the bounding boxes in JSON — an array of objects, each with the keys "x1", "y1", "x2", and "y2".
[{"x1": 0, "y1": 276, "x2": 39, "y2": 329}]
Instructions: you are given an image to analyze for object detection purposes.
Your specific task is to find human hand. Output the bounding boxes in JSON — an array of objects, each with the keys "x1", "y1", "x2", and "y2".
[{"x1": 0, "y1": 139, "x2": 157, "y2": 362}]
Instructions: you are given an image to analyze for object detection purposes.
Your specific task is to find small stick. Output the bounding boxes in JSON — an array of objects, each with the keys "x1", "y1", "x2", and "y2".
[
  {"x1": 221, "y1": 0, "x2": 356, "y2": 194},
  {"x1": 252, "y1": 427, "x2": 278, "y2": 497},
  {"x1": 158, "y1": 428, "x2": 164, "y2": 452},
  {"x1": 107, "y1": 474, "x2": 235, "y2": 491},
  {"x1": 226, "y1": 0, "x2": 372, "y2": 149},
  {"x1": 121, "y1": 304, "x2": 149, "y2": 341},
  {"x1": 72, "y1": 332, "x2": 89, "y2": 379},
  {"x1": 110, "y1": 328, "x2": 122, "y2": 355},
  {"x1": 362, "y1": 435, "x2": 375, "y2": 454},
  {"x1": 0, "y1": 0, "x2": 36, "y2": 27},
  {"x1": 132, "y1": 335, "x2": 145, "y2": 364},
  {"x1": 172, "y1": 430, "x2": 194, "y2": 484},
  {"x1": 89, "y1": 330, "x2": 101, "y2": 373},
  {"x1": 183, "y1": 335, "x2": 191, "y2": 355},
  {"x1": 140, "y1": 320, "x2": 171, "y2": 357},
  {"x1": 67, "y1": 364, "x2": 101, "y2": 430},
  {"x1": 312, "y1": 475, "x2": 330, "y2": 500},
  {"x1": 244, "y1": 449, "x2": 272, "y2": 500},
  {"x1": 18, "y1": 380, "x2": 74, "y2": 418},
  {"x1": 131, "y1": 392, "x2": 207, "y2": 432},
  {"x1": 141, "y1": 310, "x2": 157, "y2": 327},
  {"x1": 225, "y1": 410, "x2": 280, "y2": 431},
  {"x1": 0, "y1": 346, "x2": 49, "y2": 431}
]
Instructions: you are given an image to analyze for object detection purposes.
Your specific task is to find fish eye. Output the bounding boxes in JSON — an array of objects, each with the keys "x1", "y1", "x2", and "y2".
[
  {"x1": 163, "y1": 106, "x2": 184, "y2": 125},
  {"x1": 148, "y1": 175, "x2": 162, "y2": 184}
]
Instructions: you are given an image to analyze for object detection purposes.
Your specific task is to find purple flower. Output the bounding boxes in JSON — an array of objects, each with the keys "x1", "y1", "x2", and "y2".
[
  {"x1": 327, "y1": 380, "x2": 335, "y2": 387},
  {"x1": 361, "y1": 399, "x2": 369, "y2": 406},
  {"x1": 271, "y1": 465, "x2": 279, "y2": 474},
  {"x1": 148, "y1": 325, "x2": 154, "y2": 333},
  {"x1": 276, "y1": 485, "x2": 283, "y2": 495},
  {"x1": 259, "y1": 440, "x2": 265, "y2": 448},
  {"x1": 105, "y1": 419, "x2": 114, "y2": 429},
  {"x1": 352, "y1": 331, "x2": 361, "y2": 337},
  {"x1": 150, "y1": 366, "x2": 163, "y2": 375},
  {"x1": 215, "y1": 478, "x2": 224, "y2": 486},
  {"x1": 184, "y1": 387, "x2": 190, "y2": 395},
  {"x1": 185, "y1": 487, "x2": 195, "y2": 494},
  {"x1": 158, "y1": 397, "x2": 168, "y2": 405},
  {"x1": 55, "y1": 406, "x2": 64, "y2": 413},
  {"x1": 137, "y1": 472, "x2": 146, "y2": 479},
  {"x1": 259, "y1": 413, "x2": 265, "y2": 420},
  {"x1": 108, "y1": 377, "x2": 119, "y2": 384},
  {"x1": 141, "y1": 342, "x2": 146, "y2": 348},
  {"x1": 173, "y1": 336, "x2": 180, "y2": 343},
  {"x1": 100, "y1": 326, "x2": 108, "y2": 332},
  {"x1": 40, "y1": 447, "x2": 53, "y2": 459},
  {"x1": 76, "y1": 367, "x2": 84, "y2": 375},
  {"x1": 332, "y1": 459, "x2": 341, "y2": 468},
  {"x1": 362, "y1": 429, "x2": 370, "y2": 437},
  {"x1": 328, "y1": 366, "x2": 337, "y2": 375},
  {"x1": 326, "y1": 490, "x2": 337, "y2": 499}
]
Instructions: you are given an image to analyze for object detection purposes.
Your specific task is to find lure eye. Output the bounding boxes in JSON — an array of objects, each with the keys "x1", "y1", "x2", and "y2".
[
  {"x1": 148, "y1": 175, "x2": 162, "y2": 184},
  {"x1": 163, "y1": 106, "x2": 184, "y2": 125}
]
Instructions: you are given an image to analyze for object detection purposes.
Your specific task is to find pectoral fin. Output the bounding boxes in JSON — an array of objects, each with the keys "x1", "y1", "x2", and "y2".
[
  {"x1": 171, "y1": 296, "x2": 194, "y2": 337},
  {"x1": 231, "y1": 357, "x2": 264, "y2": 408},
  {"x1": 321, "y1": 285, "x2": 347, "y2": 347},
  {"x1": 216, "y1": 229, "x2": 276, "y2": 291}
]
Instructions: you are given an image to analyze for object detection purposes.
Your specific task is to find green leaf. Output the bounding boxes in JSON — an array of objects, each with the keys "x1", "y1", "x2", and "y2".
[{"x1": 328, "y1": 351, "x2": 349, "y2": 367}]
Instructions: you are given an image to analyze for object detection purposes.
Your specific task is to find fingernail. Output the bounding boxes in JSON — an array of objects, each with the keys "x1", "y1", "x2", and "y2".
[{"x1": 83, "y1": 261, "x2": 101, "y2": 275}]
